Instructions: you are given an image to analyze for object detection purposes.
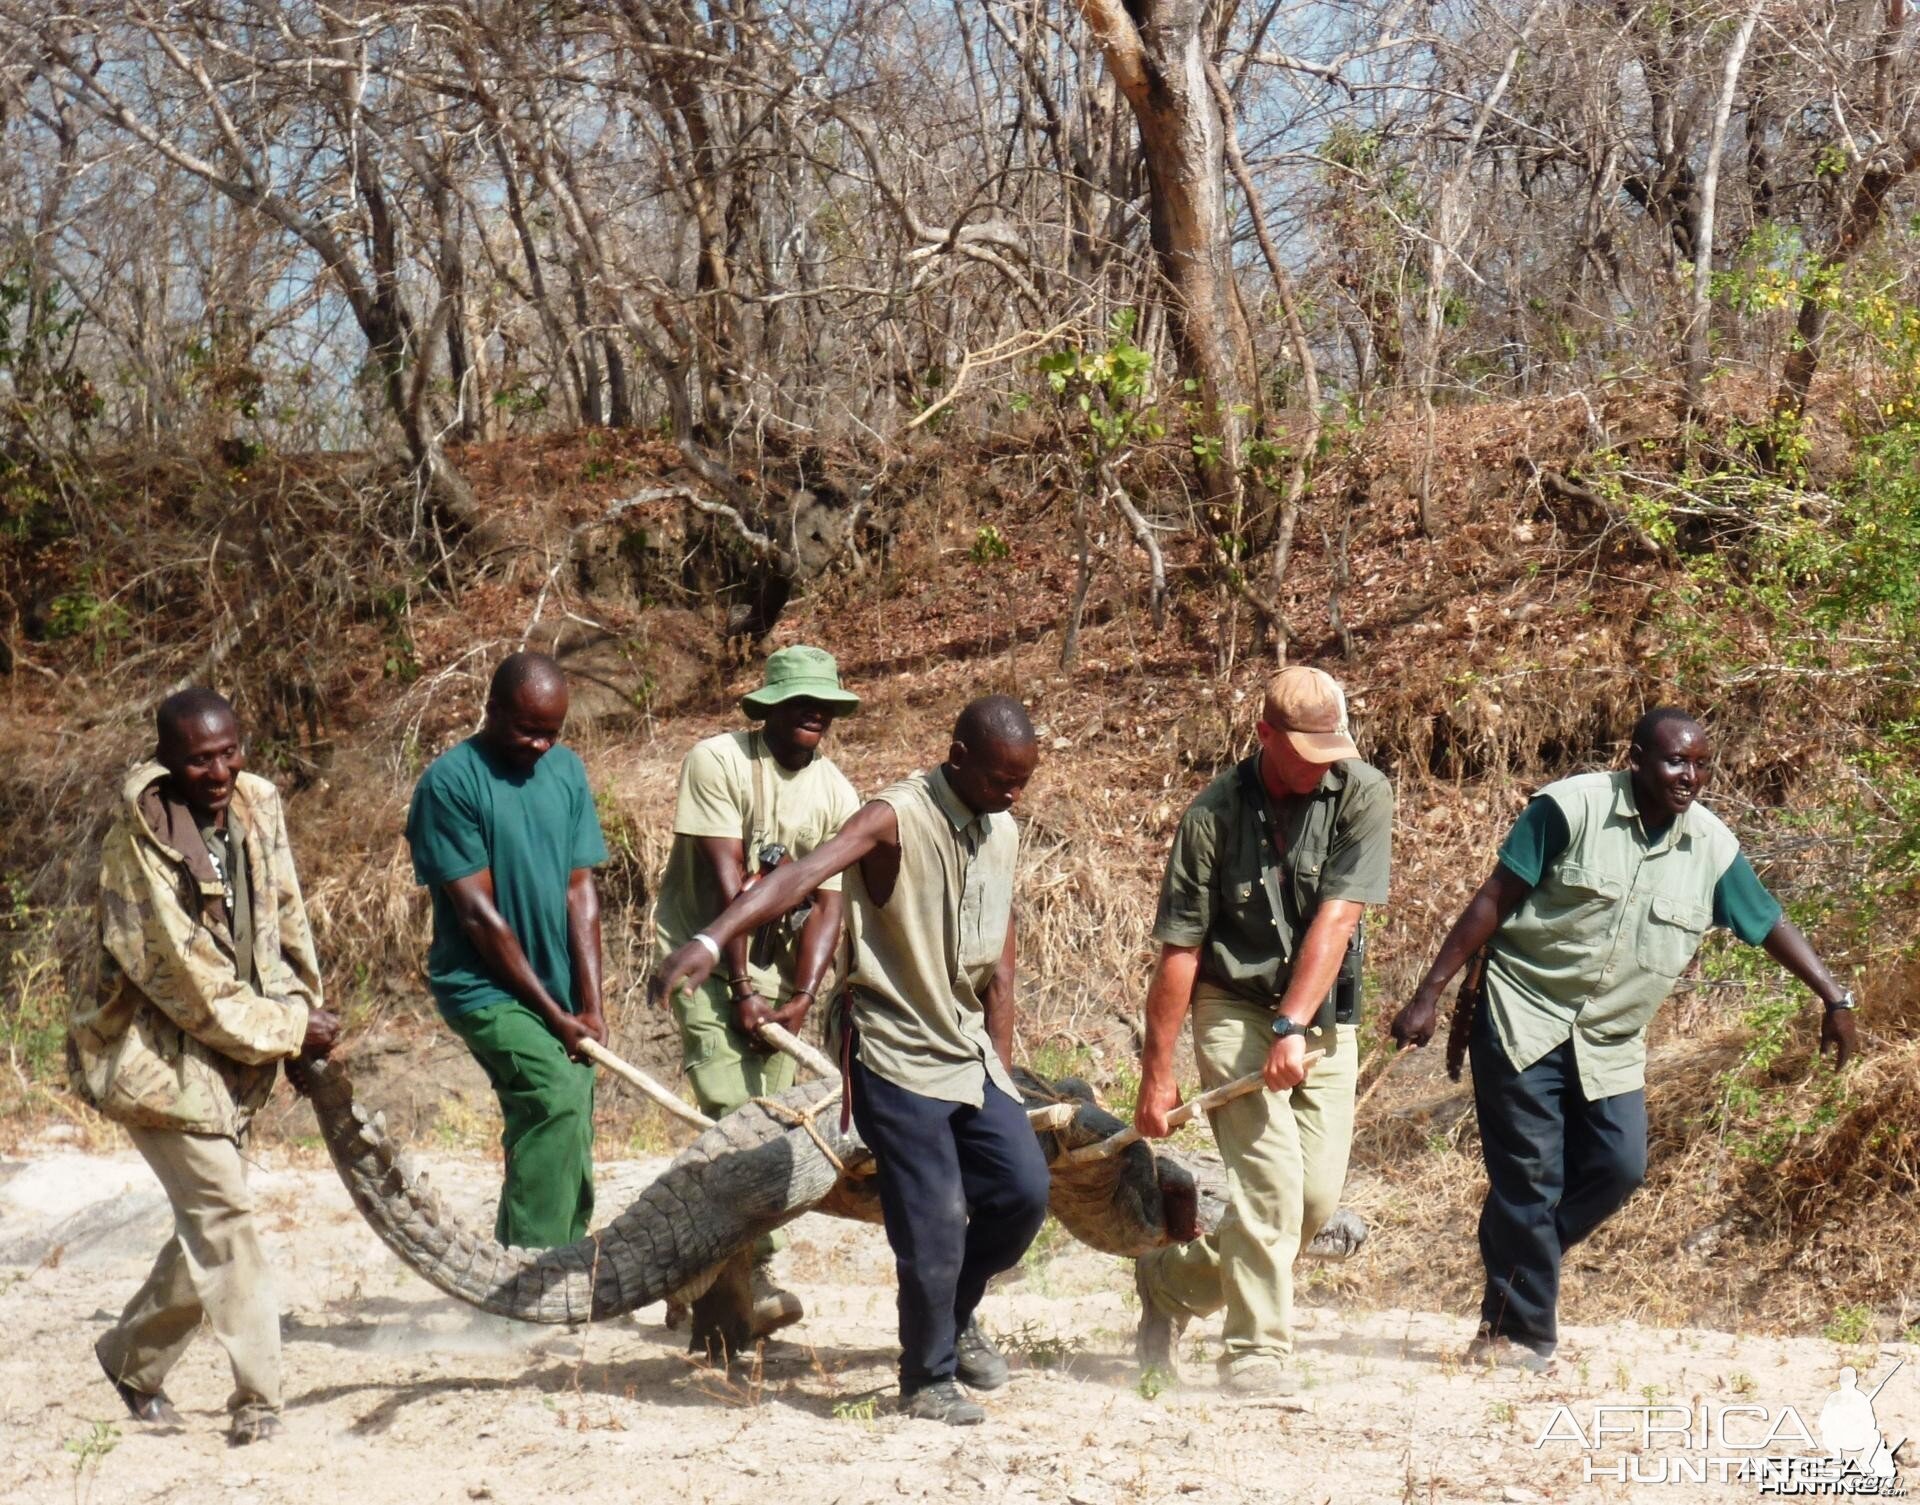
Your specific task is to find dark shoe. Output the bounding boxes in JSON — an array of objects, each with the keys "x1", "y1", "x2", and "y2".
[
  {"x1": 97, "y1": 1352, "x2": 182, "y2": 1426},
  {"x1": 954, "y1": 1318, "x2": 1009, "y2": 1392},
  {"x1": 1133, "y1": 1260, "x2": 1185, "y2": 1379},
  {"x1": 1465, "y1": 1324, "x2": 1557, "y2": 1375},
  {"x1": 902, "y1": 1379, "x2": 985, "y2": 1426},
  {"x1": 228, "y1": 1410, "x2": 284, "y2": 1446}
]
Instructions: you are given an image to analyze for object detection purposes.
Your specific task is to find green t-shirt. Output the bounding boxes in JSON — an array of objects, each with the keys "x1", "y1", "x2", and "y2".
[
  {"x1": 1152, "y1": 755, "x2": 1393, "y2": 1004},
  {"x1": 1497, "y1": 796, "x2": 1781, "y2": 944},
  {"x1": 405, "y1": 738, "x2": 608, "y2": 1020}
]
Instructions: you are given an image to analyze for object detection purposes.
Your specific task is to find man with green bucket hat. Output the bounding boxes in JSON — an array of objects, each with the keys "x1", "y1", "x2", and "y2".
[{"x1": 654, "y1": 644, "x2": 861, "y2": 1337}]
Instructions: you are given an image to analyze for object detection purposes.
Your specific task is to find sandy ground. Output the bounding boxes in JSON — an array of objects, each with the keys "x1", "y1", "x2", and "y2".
[{"x1": 1, "y1": 1131, "x2": 1913, "y2": 1505}]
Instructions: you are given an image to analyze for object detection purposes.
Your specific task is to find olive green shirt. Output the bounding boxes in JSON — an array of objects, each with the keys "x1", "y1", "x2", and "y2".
[
  {"x1": 1486, "y1": 771, "x2": 1742, "y2": 1100},
  {"x1": 1153, "y1": 756, "x2": 1393, "y2": 1004},
  {"x1": 841, "y1": 766, "x2": 1020, "y2": 1107},
  {"x1": 654, "y1": 729, "x2": 860, "y2": 998}
]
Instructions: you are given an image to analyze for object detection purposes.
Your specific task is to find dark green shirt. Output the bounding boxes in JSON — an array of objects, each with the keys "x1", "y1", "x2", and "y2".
[
  {"x1": 405, "y1": 739, "x2": 608, "y2": 1021},
  {"x1": 1497, "y1": 797, "x2": 1781, "y2": 944},
  {"x1": 1152, "y1": 756, "x2": 1393, "y2": 1003}
]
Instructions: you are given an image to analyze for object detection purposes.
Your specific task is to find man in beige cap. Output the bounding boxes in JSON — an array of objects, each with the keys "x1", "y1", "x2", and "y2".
[
  {"x1": 1129, "y1": 666, "x2": 1393, "y2": 1394},
  {"x1": 653, "y1": 644, "x2": 861, "y2": 1336}
]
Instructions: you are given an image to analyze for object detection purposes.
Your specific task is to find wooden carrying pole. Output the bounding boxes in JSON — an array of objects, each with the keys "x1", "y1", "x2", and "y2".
[
  {"x1": 755, "y1": 1019, "x2": 840, "y2": 1080},
  {"x1": 577, "y1": 1037, "x2": 714, "y2": 1132},
  {"x1": 1063, "y1": 1051, "x2": 1324, "y2": 1165}
]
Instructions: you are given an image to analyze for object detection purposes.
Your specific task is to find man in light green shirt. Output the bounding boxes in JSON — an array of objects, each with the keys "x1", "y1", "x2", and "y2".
[
  {"x1": 653, "y1": 644, "x2": 860, "y2": 1336},
  {"x1": 1393, "y1": 708, "x2": 1858, "y2": 1370},
  {"x1": 652, "y1": 696, "x2": 1050, "y2": 1427}
]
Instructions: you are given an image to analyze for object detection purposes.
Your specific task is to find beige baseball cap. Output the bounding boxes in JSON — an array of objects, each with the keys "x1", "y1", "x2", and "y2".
[{"x1": 1263, "y1": 665, "x2": 1359, "y2": 763}]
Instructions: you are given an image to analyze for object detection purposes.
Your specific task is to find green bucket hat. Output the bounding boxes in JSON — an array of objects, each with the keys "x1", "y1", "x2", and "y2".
[{"x1": 740, "y1": 644, "x2": 861, "y2": 718}]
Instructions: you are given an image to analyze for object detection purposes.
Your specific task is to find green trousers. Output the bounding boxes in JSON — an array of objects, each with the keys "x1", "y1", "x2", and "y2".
[
  {"x1": 446, "y1": 999, "x2": 596, "y2": 1248},
  {"x1": 673, "y1": 976, "x2": 797, "y2": 1257},
  {"x1": 1139, "y1": 989, "x2": 1358, "y2": 1363}
]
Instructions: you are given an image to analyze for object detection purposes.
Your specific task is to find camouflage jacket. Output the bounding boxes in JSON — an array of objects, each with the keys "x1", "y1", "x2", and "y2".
[{"x1": 70, "y1": 762, "x2": 321, "y2": 1137}]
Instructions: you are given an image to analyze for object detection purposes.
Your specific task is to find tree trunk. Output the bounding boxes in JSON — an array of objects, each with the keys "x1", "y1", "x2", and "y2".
[{"x1": 1072, "y1": 0, "x2": 1251, "y2": 518}]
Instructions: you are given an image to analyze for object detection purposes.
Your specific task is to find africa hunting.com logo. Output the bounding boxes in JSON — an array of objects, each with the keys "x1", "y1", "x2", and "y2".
[{"x1": 1530, "y1": 1359, "x2": 1906, "y2": 1495}]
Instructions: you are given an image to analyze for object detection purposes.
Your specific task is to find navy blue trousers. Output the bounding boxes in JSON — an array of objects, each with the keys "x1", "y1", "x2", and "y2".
[
  {"x1": 1471, "y1": 1006, "x2": 1647, "y2": 1353},
  {"x1": 850, "y1": 1058, "x2": 1051, "y2": 1394}
]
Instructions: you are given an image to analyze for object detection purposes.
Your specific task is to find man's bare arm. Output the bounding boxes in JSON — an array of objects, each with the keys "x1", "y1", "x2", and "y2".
[
  {"x1": 983, "y1": 911, "x2": 1017, "y2": 1072},
  {"x1": 1391, "y1": 866, "x2": 1534, "y2": 1048},
  {"x1": 693, "y1": 835, "x2": 757, "y2": 1003},
  {"x1": 766, "y1": 890, "x2": 844, "y2": 1035},
  {"x1": 1134, "y1": 943, "x2": 1202, "y2": 1140},
  {"x1": 1762, "y1": 918, "x2": 1856, "y2": 1069},
  {"x1": 444, "y1": 869, "x2": 590, "y2": 1055},
  {"x1": 652, "y1": 801, "x2": 899, "y2": 1006},
  {"x1": 566, "y1": 868, "x2": 607, "y2": 1047},
  {"x1": 1263, "y1": 898, "x2": 1364, "y2": 1090}
]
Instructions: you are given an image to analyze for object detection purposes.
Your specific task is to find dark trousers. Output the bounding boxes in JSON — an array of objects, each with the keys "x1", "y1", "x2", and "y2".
[
  {"x1": 850, "y1": 1058, "x2": 1051, "y2": 1394},
  {"x1": 1471, "y1": 1006, "x2": 1646, "y2": 1353}
]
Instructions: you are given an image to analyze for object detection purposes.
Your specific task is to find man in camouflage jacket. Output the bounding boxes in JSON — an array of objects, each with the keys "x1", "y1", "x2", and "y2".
[{"x1": 72, "y1": 688, "x2": 338, "y2": 1445}]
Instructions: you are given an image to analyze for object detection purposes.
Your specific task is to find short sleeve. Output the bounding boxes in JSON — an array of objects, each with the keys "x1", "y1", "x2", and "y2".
[
  {"x1": 569, "y1": 758, "x2": 609, "y2": 871},
  {"x1": 1318, "y1": 772, "x2": 1393, "y2": 905},
  {"x1": 1152, "y1": 800, "x2": 1219, "y2": 947},
  {"x1": 406, "y1": 763, "x2": 489, "y2": 887},
  {"x1": 672, "y1": 739, "x2": 746, "y2": 840},
  {"x1": 1713, "y1": 852, "x2": 1783, "y2": 945},
  {"x1": 1496, "y1": 798, "x2": 1571, "y2": 886}
]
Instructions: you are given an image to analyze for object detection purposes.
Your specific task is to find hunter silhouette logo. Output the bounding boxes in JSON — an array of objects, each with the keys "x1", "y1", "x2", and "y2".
[{"x1": 1531, "y1": 1358, "x2": 1907, "y2": 1494}]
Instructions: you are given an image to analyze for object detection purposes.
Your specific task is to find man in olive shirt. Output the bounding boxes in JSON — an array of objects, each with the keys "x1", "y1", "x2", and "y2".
[
  {"x1": 1132, "y1": 666, "x2": 1392, "y2": 1395},
  {"x1": 652, "y1": 696, "x2": 1050, "y2": 1427},
  {"x1": 406, "y1": 652, "x2": 609, "y2": 1248},
  {"x1": 655, "y1": 644, "x2": 860, "y2": 1332},
  {"x1": 1391, "y1": 708, "x2": 1857, "y2": 1370}
]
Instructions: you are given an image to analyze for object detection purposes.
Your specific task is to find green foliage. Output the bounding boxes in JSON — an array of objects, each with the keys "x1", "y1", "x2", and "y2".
[
  {"x1": 1822, "y1": 1304, "x2": 1875, "y2": 1345},
  {"x1": 2, "y1": 887, "x2": 68, "y2": 1083},
  {"x1": 968, "y1": 523, "x2": 1011, "y2": 565},
  {"x1": 1037, "y1": 308, "x2": 1163, "y2": 454},
  {"x1": 1703, "y1": 934, "x2": 1852, "y2": 1165},
  {"x1": 831, "y1": 1396, "x2": 878, "y2": 1425},
  {"x1": 1136, "y1": 1365, "x2": 1172, "y2": 1401}
]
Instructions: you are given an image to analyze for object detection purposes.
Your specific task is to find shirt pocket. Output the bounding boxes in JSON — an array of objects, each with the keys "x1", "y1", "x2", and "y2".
[{"x1": 1636, "y1": 891, "x2": 1711, "y2": 978}]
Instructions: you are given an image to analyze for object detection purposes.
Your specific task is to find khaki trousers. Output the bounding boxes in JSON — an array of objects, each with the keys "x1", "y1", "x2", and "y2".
[
  {"x1": 1139, "y1": 990, "x2": 1358, "y2": 1363},
  {"x1": 97, "y1": 1125, "x2": 282, "y2": 1417}
]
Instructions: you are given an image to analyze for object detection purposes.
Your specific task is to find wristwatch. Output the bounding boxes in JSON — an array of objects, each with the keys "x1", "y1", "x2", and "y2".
[
  {"x1": 1271, "y1": 1015, "x2": 1308, "y2": 1040},
  {"x1": 1825, "y1": 989, "x2": 1858, "y2": 1012}
]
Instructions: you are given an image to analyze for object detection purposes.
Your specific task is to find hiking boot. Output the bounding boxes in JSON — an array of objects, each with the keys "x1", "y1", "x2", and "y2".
[
  {"x1": 954, "y1": 1318, "x2": 1009, "y2": 1392},
  {"x1": 1465, "y1": 1324, "x2": 1557, "y2": 1375},
  {"x1": 1219, "y1": 1356, "x2": 1293, "y2": 1396},
  {"x1": 228, "y1": 1409, "x2": 284, "y2": 1446},
  {"x1": 902, "y1": 1379, "x2": 985, "y2": 1426},
  {"x1": 1133, "y1": 1259, "x2": 1185, "y2": 1380},
  {"x1": 748, "y1": 1260, "x2": 804, "y2": 1340},
  {"x1": 97, "y1": 1351, "x2": 182, "y2": 1426}
]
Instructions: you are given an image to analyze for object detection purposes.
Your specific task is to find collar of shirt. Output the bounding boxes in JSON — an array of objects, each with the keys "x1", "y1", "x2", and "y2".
[
  {"x1": 929, "y1": 764, "x2": 989, "y2": 840},
  {"x1": 1610, "y1": 772, "x2": 1693, "y2": 855},
  {"x1": 1245, "y1": 752, "x2": 1352, "y2": 809}
]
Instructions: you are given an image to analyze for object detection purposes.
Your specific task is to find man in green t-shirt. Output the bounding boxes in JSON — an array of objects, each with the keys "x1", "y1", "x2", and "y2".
[
  {"x1": 1391, "y1": 708, "x2": 1857, "y2": 1371},
  {"x1": 1131, "y1": 666, "x2": 1393, "y2": 1396},
  {"x1": 654, "y1": 644, "x2": 861, "y2": 1334},
  {"x1": 405, "y1": 652, "x2": 609, "y2": 1248}
]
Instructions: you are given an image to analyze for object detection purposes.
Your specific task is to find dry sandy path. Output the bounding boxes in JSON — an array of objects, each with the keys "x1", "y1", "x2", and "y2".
[{"x1": 2, "y1": 1137, "x2": 1912, "y2": 1505}]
